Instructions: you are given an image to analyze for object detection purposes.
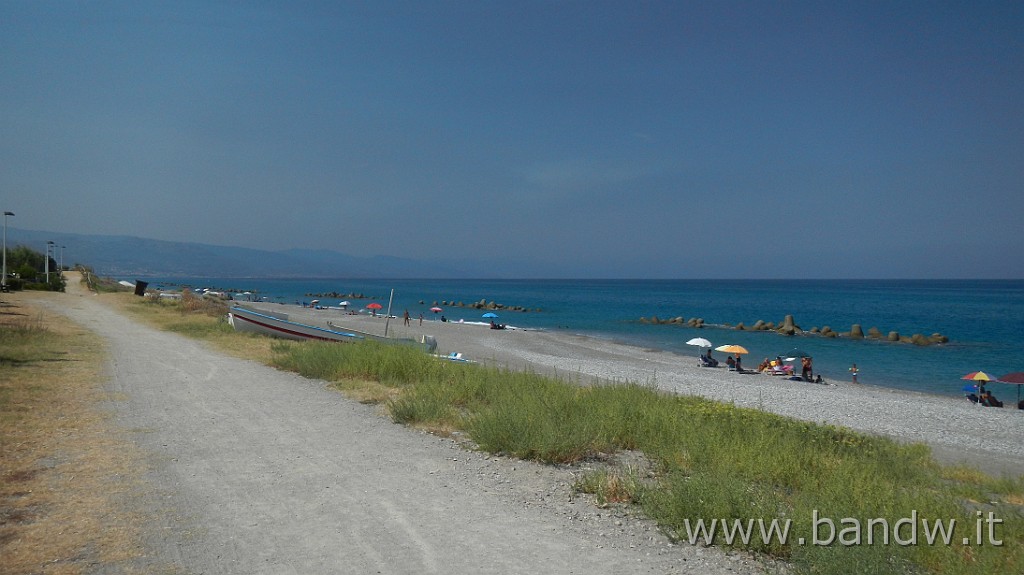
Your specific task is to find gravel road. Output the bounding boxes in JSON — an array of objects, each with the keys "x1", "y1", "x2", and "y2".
[{"x1": 39, "y1": 283, "x2": 769, "y2": 575}]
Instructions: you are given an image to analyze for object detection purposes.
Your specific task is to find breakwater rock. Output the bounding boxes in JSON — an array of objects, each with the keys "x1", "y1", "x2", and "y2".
[
  {"x1": 639, "y1": 316, "x2": 705, "y2": 328},
  {"x1": 635, "y1": 314, "x2": 949, "y2": 346},
  {"x1": 420, "y1": 299, "x2": 541, "y2": 313},
  {"x1": 305, "y1": 291, "x2": 374, "y2": 300}
]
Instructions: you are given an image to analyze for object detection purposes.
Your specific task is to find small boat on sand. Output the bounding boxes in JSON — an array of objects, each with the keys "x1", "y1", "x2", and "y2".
[{"x1": 227, "y1": 306, "x2": 437, "y2": 352}]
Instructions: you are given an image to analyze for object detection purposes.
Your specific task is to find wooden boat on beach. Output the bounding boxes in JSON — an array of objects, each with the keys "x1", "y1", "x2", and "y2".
[{"x1": 227, "y1": 306, "x2": 437, "y2": 352}]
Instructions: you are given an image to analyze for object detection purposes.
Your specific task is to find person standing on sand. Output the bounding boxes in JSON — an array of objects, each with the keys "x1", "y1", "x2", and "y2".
[
  {"x1": 850, "y1": 363, "x2": 859, "y2": 383},
  {"x1": 418, "y1": 312, "x2": 423, "y2": 326},
  {"x1": 403, "y1": 309, "x2": 410, "y2": 326}
]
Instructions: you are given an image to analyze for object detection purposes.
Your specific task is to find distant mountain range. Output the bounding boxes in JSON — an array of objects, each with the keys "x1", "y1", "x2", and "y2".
[{"x1": 4, "y1": 227, "x2": 557, "y2": 279}]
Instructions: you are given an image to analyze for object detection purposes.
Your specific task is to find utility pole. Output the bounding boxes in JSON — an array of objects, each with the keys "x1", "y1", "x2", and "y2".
[
  {"x1": 46, "y1": 240, "x2": 54, "y2": 283},
  {"x1": 1, "y1": 211, "x2": 12, "y2": 290}
]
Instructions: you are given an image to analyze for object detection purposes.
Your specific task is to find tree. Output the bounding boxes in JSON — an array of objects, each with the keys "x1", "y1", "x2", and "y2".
[{"x1": 3, "y1": 244, "x2": 63, "y2": 291}]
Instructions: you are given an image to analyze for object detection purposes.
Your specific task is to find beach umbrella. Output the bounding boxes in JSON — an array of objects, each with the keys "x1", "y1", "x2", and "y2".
[
  {"x1": 430, "y1": 306, "x2": 443, "y2": 313},
  {"x1": 366, "y1": 302, "x2": 383, "y2": 310},
  {"x1": 780, "y1": 348, "x2": 811, "y2": 359},
  {"x1": 715, "y1": 344, "x2": 749, "y2": 355},
  {"x1": 961, "y1": 371, "x2": 994, "y2": 382},
  {"x1": 482, "y1": 312, "x2": 499, "y2": 319},
  {"x1": 995, "y1": 372, "x2": 1024, "y2": 405},
  {"x1": 686, "y1": 337, "x2": 712, "y2": 348}
]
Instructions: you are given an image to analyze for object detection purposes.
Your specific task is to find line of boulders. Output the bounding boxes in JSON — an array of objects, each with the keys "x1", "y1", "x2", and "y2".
[
  {"x1": 419, "y1": 299, "x2": 542, "y2": 313},
  {"x1": 637, "y1": 314, "x2": 949, "y2": 346},
  {"x1": 639, "y1": 316, "x2": 705, "y2": 328},
  {"x1": 305, "y1": 291, "x2": 373, "y2": 300}
]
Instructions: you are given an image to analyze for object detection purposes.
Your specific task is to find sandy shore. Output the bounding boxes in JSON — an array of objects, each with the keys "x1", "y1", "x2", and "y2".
[{"x1": 257, "y1": 303, "x2": 1024, "y2": 477}]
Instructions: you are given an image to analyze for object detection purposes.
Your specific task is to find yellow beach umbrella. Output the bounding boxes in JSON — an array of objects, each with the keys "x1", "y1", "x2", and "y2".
[
  {"x1": 715, "y1": 344, "x2": 749, "y2": 355},
  {"x1": 961, "y1": 371, "x2": 994, "y2": 382}
]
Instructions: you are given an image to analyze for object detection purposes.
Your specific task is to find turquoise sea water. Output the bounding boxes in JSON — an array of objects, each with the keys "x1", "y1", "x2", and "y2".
[{"x1": 139, "y1": 277, "x2": 1024, "y2": 399}]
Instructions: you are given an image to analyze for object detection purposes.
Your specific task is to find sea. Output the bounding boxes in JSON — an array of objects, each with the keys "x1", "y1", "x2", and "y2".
[{"x1": 136, "y1": 277, "x2": 1024, "y2": 399}]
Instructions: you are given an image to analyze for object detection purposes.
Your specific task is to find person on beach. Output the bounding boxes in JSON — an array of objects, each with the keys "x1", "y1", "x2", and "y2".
[
  {"x1": 726, "y1": 356, "x2": 736, "y2": 370},
  {"x1": 403, "y1": 309, "x2": 410, "y2": 326},
  {"x1": 849, "y1": 364, "x2": 859, "y2": 383},
  {"x1": 419, "y1": 312, "x2": 423, "y2": 326},
  {"x1": 801, "y1": 357, "x2": 813, "y2": 381},
  {"x1": 734, "y1": 354, "x2": 744, "y2": 373},
  {"x1": 757, "y1": 358, "x2": 770, "y2": 372},
  {"x1": 981, "y1": 389, "x2": 1003, "y2": 408}
]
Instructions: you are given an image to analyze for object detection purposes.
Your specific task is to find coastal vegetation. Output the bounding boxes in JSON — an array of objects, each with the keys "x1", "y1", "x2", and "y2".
[
  {"x1": 115, "y1": 291, "x2": 1022, "y2": 575},
  {"x1": 0, "y1": 245, "x2": 66, "y2": 292}
]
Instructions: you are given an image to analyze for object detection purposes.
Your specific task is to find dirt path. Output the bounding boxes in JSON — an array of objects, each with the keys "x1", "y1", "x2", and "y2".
[{"x1": 35, "y1": 277, "x2": 766, "y2": 575}]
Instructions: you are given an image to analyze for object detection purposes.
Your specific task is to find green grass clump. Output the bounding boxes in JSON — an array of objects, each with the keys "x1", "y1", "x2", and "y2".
[{"x1": 273, "y1": 341, "x2": 1022, "y2": 575}]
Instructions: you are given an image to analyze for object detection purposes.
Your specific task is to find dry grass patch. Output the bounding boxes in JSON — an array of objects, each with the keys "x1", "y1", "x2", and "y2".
[
  {"x1": 0, "y1": 293, "x2": 144, "y2": 574},
  {"x1": 329, "y1": 378, "x2": 404, "y2": 405}
]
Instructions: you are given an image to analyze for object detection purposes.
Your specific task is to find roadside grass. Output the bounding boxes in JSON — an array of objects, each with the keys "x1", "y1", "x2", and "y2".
[
  {"x1": 123, "y1": 297, "x2": 1024, "y2": 575},
  {"x1": 111, "y1": 291, "x2": 274, "y2": 362},
  {"x1": 0, "y1": 311, "x2": 55, "y2": 367},
  {"x1": 0, "y1": 294, "x2": 143, "y2": 574},
  {"x1": 269, "y1": 338, "x2": 1024, "y2": 575}
]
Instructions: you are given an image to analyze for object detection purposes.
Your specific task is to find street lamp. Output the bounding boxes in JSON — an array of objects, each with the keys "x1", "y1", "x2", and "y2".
[
  {"x1": 60, "y1": 245, "x2": 66, "y2": 277},
  {"x1": 2, "y1": 211, "x2": 12, "y2": 290},
  {"x1": 46, "y1": 240, "x2": 54, "y2": 283}
]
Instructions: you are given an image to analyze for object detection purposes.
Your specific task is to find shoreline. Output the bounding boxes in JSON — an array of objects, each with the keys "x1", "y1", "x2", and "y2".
[{"x1": 246, "y1": 303, "x2": 1024, "y2": 477}]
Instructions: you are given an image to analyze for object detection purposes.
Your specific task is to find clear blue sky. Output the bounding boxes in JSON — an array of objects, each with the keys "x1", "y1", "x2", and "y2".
[{"x1": 2, "y1": 1, "x2": 1022, "y2": 278}]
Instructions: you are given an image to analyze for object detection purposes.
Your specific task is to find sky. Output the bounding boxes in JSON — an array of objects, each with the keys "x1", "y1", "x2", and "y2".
[{"x1": 2, "y1": 1, "x2": 1022, "y2": 278}]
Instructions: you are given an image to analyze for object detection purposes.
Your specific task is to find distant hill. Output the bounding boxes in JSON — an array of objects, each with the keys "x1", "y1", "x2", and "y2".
[{"x1": 2, "y1": 228, "x2": 532, "y2": 279}]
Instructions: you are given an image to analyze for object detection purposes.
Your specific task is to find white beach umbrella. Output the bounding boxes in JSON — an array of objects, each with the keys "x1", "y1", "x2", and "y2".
[{"x1": 686, "y1": 337, "x2": 712, "y2": 348}]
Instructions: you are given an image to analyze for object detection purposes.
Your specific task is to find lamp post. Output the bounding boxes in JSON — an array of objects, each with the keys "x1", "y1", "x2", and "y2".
[
  {"x1": 60, "y1": 245, "x2": 66, "y2": 277},
  {"x1": 46, "y1": 240, "x2": 54, "y2": 283},
  {"x1": 2, "y1": 211, "x2": 12, "y2": 290}
]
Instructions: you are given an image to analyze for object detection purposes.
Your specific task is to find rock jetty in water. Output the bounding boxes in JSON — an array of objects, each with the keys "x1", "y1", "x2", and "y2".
[
  {"x1": 635, "y1": 314, "x2": 948, "y2": 346},
  {"x1": 432, "y1": 299, "x2": 540, "y2": 313}
]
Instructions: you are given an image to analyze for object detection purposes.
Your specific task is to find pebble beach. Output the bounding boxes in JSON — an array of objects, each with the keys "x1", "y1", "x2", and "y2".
[{"x1": 248, "y1": 303, "x2": 1024, "y2": 477}]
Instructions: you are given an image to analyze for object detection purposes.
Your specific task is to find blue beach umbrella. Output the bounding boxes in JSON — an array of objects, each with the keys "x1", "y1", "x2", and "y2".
[{"x1": 482, "y1": 312, "x2": 499, "y2": 319}]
